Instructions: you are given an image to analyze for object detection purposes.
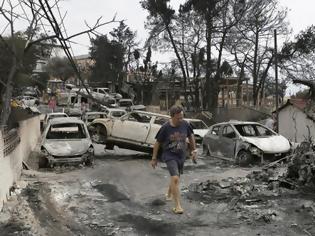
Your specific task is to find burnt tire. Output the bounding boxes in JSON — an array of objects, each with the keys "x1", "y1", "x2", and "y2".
[
  {"x1": 38, "y1": 156, "x2": 48, "y2": 168},
  {"x1": 236, "y1": 150, "x2": 252, "y2": 167},
  {"x1": 92, "y1": 124, "x2": 108, "y2": 144},
  {"x1": 85, "y1": 155, "x2": 94, "y2": 166},
  {"x1": 106, "y1": 143, "x2": 114, "y2": 150}
]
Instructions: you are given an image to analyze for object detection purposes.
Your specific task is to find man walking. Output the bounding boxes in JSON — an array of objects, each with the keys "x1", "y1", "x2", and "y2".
[{"x1": 151, "y1": 105, "x2": 197, "y2": 214}]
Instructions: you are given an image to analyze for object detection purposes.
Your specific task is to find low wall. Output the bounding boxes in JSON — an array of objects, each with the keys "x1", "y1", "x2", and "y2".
[{"x1": 0, "y1": 116, "x2": 41, "y2": 210}]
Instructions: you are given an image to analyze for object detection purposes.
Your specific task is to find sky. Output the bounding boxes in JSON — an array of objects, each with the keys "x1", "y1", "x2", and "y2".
[{"x1": 1, "y1": 0, "x2": 315, "y2": 94}]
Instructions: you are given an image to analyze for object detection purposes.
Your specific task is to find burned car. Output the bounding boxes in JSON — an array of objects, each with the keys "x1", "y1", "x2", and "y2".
[
  {"x1": 88, "y1": 111, "x2": 170, "y2": 152},
  {"x1": 202, "y1": 121, "x2": 291, "y2": 165},
  {"x1": 40, "y1": 117, "x2": 94, "y2": 167},
  {"x1": 185, "y1": 118, "x2": 209, "y2": 144}
]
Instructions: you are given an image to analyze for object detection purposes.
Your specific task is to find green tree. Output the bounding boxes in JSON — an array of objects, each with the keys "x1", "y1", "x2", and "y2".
[
  {"x1": 45, "y1": 57, "x2": 75, "y2": 82},
  {"x1": 89, "y1": 35, "x2": 124, "y2": 88},
  {"x1": 110, "y1": 22, "x2": 139, "y2": 71}
]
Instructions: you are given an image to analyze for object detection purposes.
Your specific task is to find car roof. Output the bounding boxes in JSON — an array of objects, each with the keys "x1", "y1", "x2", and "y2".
[
  {"x1": 85, "y1": 112, "x2": 107, "y2": 115},
  {"x1": 128, "y1": 110, "x2": 170, "y2": 118},
  {"x1": 185, "y1": 118, "x2": 203, "y2": 122},
  {"x1": 212, "y1": 120, "x2": 261, "y2": 126},
  {"x1": 48, "y1": 112, "x2": 68, "y2": 116},
  {"x1": 119, "y1": 99, "x2": 132, "y2": 101},
  {"x1": 107, "y1": 108, "x2": 126, "y2": 112},
  {"x1": 48, "y1": 117, "x2": 85, "y2": 125}
]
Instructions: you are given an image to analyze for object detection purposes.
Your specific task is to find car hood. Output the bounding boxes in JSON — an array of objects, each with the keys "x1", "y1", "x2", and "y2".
[
  {"x1": 242, "y1": 135, "x2": 290, "y2": 153},
  {"x1": 193, "y1": 129, "x2": 209, "y2": 138},
  {"x1": 43, "y1": 139, "x2": 91, "y2": 156}
]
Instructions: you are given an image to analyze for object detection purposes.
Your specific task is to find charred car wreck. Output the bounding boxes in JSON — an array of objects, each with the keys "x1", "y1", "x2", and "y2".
[
  {"x1": 40, "y1": 117, "x2": 94, "y2": 167},
  {"x1": 202, "y1": 121, "x2": 291, "y2": 165}
]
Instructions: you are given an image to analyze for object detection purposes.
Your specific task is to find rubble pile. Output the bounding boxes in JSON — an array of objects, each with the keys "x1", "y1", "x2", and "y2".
[{"x1": 286, "y1": 142, "x2": 315, "y2": 186}]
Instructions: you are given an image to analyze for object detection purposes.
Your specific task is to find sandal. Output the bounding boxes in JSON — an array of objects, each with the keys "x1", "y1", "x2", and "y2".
[
  {"x1": 165, "y1": 194, "x2": 173, "y2": 201},
  {"x1": 172, "y1": 207, "x2": 184, "y2": 214}
]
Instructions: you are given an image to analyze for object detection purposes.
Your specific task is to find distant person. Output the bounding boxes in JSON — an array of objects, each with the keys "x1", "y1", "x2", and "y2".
[
  {"x1": 48, "y1": 96, "x2": 56, "y2": 112},
  {"x1": 151, "y1": 105, "x2": 197, "y2": 214},
  {"x1": 265, "y1": 113, "x2": 276, "y2": 130}
]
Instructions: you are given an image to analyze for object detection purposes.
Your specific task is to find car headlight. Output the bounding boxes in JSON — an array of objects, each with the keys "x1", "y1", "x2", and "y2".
[
  {"x1": 87, "y1": 146, "x2": 94, "y2": 153},
  {"x1": 41, "y1": 147, "x2": 49, "y2": 155},
  {"x1": 249, "y1": 146, "x2": 262, "y2": 155}
]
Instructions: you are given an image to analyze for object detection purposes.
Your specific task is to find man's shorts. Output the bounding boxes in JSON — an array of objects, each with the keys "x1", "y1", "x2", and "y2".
[{"x1": 166, "y1": 159, "x2": 184, "y2": 176}]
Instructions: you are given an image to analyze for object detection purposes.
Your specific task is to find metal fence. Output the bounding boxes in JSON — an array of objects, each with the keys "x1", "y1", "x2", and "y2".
[{"x1": 0, "y1": 125, "x2": 20, "y2": 157}]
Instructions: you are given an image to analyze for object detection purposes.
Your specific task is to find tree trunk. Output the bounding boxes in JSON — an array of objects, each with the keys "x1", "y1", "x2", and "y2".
[
  {"x1": 205, "y1": 19, "x2": 213, "y2": 111},
  {"x1": 252, "y1": 29, "x2": 259, "y2": 106},
  {"x1": 1, "y1": 56, "x2": 16, "y2": 125},
  {"x1": 165, "y1": 25, "x2": 188, "y2": 105}
]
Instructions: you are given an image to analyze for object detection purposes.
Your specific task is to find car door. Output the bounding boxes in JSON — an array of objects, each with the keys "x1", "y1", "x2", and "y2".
[
  {"x1": 205, "y1": 125, "x2": 222, "y2": 156},
  {"x1": 111, "y1": 112, "x2": 152, "y2": 143},
  {"x1": 145, "y1": 115, "x2": 169, "y2": 145},
  {"x1": 220, "y1": 125, "x2": 237, "y2": 158}
]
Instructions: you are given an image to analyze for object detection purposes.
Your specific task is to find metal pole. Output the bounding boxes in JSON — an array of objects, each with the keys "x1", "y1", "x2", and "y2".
[{"x1": 274, "y1": 29, "x2": 279, "y2": 132}]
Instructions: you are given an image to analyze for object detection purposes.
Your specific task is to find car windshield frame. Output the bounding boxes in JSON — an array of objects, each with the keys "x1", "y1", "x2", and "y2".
[
  {"x1": 46, "y1": 123, "x2": 87, "y2": 140},
  {"x1": 234, "y1": 123, "x2": 276, "y2": 137}
]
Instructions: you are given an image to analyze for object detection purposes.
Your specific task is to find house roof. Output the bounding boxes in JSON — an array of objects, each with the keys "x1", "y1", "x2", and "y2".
[
  {"x1": 275, "y1": 99, "x2": 315, "y2": 121},
  {"x1": 275, "y1": 99, "x2": 308, "y2": 113}
]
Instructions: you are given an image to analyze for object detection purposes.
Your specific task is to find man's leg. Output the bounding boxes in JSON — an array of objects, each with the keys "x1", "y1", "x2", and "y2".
[
  {"x1": 166, "y1": 180, "x2": 172, "y2": 200},
  {"x1": 170, "y1": 175, "x2": 183, "y2": 212}
]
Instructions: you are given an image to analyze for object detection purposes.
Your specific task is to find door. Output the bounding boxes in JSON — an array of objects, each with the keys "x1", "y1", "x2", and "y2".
[
  {"x1": 206, "y1": 125, "x2": 221, "y2": 156},
  {"x1": 220, "y1": 125, "x2": 237, "y2": 158},
  {"x1": 145, "y1": 115, "x2": 169, "y2": 145},
  {"x1": 111, "y1": 112, "x2": 152, "y2": 143}
]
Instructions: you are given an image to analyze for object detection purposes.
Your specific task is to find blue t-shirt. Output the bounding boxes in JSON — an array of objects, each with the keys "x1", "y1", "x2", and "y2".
[{"x1": 155, "y1": 120, "x2": 193, "y2": 162}]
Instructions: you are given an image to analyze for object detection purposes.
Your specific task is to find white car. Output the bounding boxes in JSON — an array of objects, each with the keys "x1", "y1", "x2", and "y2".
[
  {"x1": 41, "y1": 112, "x2": 69, "y2": 131},
  {"x1": 16, "y1": 96, "x2": 39, "y2": 107},
  {"x1": 202, "y1": 121, "x2": 291, "y2": 165},
  {"x1": 88, "y1": 111, "x2": 169, "y2": 152},
  {"x1": 82, "y1": 112, "x2": 107, "y2": 125},
  {"x1": 118, "y1": 99, "x2": 146, "y2": 111},
  {"x1": 40, "y1": 117, "x2": 94, "y2": 167},
  {"x1": 185, "y1": 118, "x2": 209, "y2": 144},
  {"x1": 103, "y1": 108, "x2": 127, "y2": 119}
]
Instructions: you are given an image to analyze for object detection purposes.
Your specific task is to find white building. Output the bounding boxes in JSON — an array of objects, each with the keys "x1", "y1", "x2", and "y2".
[{"x1": 277, "y1": 99, "x2": 315, "y2": 143}]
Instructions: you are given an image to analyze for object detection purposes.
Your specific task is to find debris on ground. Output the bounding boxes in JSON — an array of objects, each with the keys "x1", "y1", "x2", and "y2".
[{"x1": 186, "y1": 142, "x2": 315, "y2": 226}]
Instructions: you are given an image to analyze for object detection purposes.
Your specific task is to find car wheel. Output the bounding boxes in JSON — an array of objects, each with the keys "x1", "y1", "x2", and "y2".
[
  {"x1": 92, "y1": 124, "x2": 107, "y2": 144},
  {"x1": 236, "y1": 150, "x2": 252, "y2": 167},
  {"x1": 38, "y1": 156, "x2": 48, "y2": 168},
  {"x1": 106, "y1": 143, "x2": 114, "y2": 150},
  {"x1": 85, "y1": 155, "x2": 94, "y2": 166},
  {"x1": 202, "y1": 144, "x2": 210, "y2": 156}
]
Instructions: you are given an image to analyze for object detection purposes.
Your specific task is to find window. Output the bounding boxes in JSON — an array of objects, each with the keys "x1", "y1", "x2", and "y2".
[
  {"x1": 222, "y1": 125, "x2": 236, "y2": 139},
  {"x1": 154, "y1": 116, "x2": 169, "y2": 125},
  {"x1": 189, "y1": 120, "x2": 208, "y2": 129},
  {"x1": 126, "y1": 113, "x2": 152, "y2": 123},
  {"x1": 235, "y1": 124, "x2": 258, "y2": 137},
  {"x1": 256, "y1": 125, "x2": 274, "y2": 136},
  {"x1": 211, "y1": 126, "x2": 220, "y2": 136},
  {"x1": 111, "y1": 111, "x2": 126, "y2": 118},
  {"x1": 46, "y1": 123, "x2": 86, "y2": 139}
]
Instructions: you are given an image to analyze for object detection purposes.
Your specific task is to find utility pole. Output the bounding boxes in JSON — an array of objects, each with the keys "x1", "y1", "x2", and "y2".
[{"x1": 274, "y1": 29, "x2": 279, "y2": 132}]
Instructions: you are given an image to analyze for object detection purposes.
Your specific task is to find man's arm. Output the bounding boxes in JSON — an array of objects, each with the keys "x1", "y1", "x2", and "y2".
[
  {"x1": 151, "y1": 141, "x2": 160, "y2": 169},
  {"x1": 152, "y1": 141, "x2": 160, "y2": 160},
  {"x1": 188, "y1": 134, "x2": 197, "y2": 160}
]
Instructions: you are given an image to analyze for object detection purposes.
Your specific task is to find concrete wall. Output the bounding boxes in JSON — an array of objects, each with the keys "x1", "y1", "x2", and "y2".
[
  {"x1": 0, "y1": 116, "x2": 41, "y2": 210},
  {"x1": 214, "y1": 106, "x2": 269, "y2": 123},
  {"x1": 278, "y1": 105, "x2": 315, "y2": 143}
]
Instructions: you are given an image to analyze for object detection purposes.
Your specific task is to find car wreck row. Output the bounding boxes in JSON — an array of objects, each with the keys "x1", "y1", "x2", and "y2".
[{"x1": 39, "y1": 110, "x2": 292, "y2": 167}]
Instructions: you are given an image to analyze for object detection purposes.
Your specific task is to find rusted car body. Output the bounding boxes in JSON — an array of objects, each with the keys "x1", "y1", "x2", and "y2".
[{"x1": 202, "y1": 121, "x2": 291, "y2": 165}]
